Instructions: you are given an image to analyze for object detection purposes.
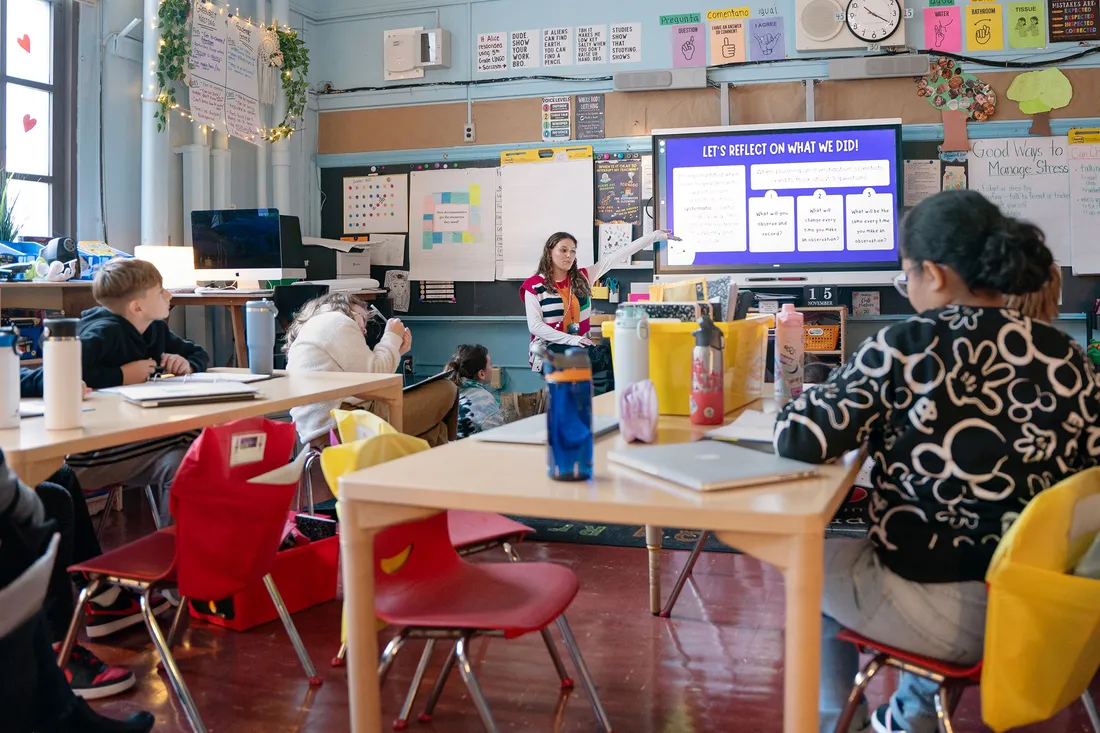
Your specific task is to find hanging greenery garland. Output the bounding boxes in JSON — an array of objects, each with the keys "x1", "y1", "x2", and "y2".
[
  {"x1": 264, "y1": 25, "x2": 310, "y2": 142},
  {"x1": 155, "y1": 0, "x2": 193, "y2": 132}
]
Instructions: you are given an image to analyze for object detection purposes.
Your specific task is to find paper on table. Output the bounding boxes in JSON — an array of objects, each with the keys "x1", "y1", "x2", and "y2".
[
  {"x1": 368, "y1": 234, "x2": 405, "y2": 267},
  {"x1": 903, "y1": 160, "x2": 940, "y2": 207},
  {"x1": 19, "y1": 400, "x2": 93, "y2": 417},
  {"x1": 706, "y1": 409, "x2": 776, "y2": 443},
  {"x1": 153, "y1": 372, "x2": 276, "y2": 384}
]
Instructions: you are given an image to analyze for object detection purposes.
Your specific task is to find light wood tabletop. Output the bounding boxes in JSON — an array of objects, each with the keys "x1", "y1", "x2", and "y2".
[
  {"x1": 337, "y1": 391, "x2": 862, "y2": 733},
  {"x1": 4, "y1": 369, "x2": 403, "y2": 486}
]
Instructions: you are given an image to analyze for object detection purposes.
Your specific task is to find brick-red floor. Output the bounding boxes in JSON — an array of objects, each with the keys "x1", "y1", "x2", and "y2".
[{"x1": 85, "y1": 504, "x2": 1098, "y2": 732}]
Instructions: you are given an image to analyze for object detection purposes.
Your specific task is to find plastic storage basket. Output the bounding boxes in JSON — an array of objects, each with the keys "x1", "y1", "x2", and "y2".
[{"x1": 804, "y1": 325, "x2": 841, "y2": 351}]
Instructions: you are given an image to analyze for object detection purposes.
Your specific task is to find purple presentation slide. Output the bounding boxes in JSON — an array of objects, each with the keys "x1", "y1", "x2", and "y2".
[{"x1": 657, "y1": 126, "x2": 901, "y2": 269}]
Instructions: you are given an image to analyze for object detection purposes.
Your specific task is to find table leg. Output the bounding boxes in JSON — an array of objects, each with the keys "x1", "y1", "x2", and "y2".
[
  {"x1": 645, "y1": 525, "x2": 662, "y2": 615},
  {"x1": 715, "y1": 529, "x2": 824, "y2": 733},
  {"x1": 340, "y1": 500, "x2": 382, "y2": 733},
  {"x1": 229, "y1": 306, "x2": 248, "y2": 368},
  {"x1": 365, "y1": 382, "x2": 404, "y2": 434}
]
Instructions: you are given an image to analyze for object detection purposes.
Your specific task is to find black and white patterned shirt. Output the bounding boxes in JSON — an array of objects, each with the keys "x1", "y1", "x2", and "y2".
[{"x1": 775, "y1": 306, "x2": 1100, "y2": 583}]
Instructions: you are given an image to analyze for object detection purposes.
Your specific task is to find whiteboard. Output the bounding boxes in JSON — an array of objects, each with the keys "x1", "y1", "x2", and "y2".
[
  {"x1": 1069, "y1": 144, "x2": 1100, "y2": 275},
  {"x1": 500, "y1": 158, "x2": 594, "y2": 280},
  {"x1": 408, "y1": 167, "x2": 499, "y2": 282}
]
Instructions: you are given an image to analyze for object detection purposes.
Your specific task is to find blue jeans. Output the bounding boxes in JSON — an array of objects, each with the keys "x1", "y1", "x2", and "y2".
[{"x1": 820, "y1": 539, "x2": 987, "y2": 733}]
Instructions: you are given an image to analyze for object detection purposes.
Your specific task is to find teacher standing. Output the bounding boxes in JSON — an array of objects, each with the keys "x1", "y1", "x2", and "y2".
[{"x1": 520, "y1": 229, "x2": 677, "y2": 372}]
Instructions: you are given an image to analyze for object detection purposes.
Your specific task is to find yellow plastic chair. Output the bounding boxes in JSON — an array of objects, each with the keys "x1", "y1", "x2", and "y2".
[{"x1": 330, "y1": 407, "x2": 398, "y2": 445}]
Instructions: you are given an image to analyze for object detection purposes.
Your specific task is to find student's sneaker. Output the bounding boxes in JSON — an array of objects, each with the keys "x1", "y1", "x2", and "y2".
[
  {"x1": 85, "y1": 586, "x2": 171, "y2": 639},
  {"x1": 55, "y1": 643, "x2": 137, "y2": 699},
  {"x1": 871, "y1": 704, "x2": 908, "y2": 733}
]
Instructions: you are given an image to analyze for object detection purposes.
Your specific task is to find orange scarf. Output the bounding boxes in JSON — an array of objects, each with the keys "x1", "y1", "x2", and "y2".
[{"x1": 554, "y1": 280, "x2": 580, "y2": 331}]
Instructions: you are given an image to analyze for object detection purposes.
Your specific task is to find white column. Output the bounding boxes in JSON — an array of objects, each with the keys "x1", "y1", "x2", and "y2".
[
  {"x1": 210, "y1": 131, "x2": 231, "y2": 208},
  {"x1": 256, "y1": 0, "x2": 268, "y2": 208},
  {"x1": 177, "y1": 124, "x2": 210, "y2": 245},
  {"x1": 271, "y1": 0, "x2": 291, "y2": 214},
  {"x1": 141, "y1": 0, "x2": 170, "y2": 246}
]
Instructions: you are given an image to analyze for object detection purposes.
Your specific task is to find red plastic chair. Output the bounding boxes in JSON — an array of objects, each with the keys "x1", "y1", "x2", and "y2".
[
  {"x1": 834, "y1": 629, "x2": 1100, "y2": 733},
  {"x1": 374, "y1": 511, "x2": 613, "y2": 733},
  {"x1": 57, "y1": 418, "x2": 321, "y2": 733}
]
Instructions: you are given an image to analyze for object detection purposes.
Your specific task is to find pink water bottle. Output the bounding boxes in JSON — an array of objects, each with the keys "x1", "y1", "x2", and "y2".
[
  {"x1": 774, "y1": 304, "x2": 805, "y2": 407},
  {"x1": 690, "y1": 314, "x2": 724, "y2": 425}
]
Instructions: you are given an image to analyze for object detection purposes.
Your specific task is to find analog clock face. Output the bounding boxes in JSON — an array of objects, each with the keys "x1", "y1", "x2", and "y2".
[{"x1": 845, "y1": 0, "x2": 902, "y2": 42}]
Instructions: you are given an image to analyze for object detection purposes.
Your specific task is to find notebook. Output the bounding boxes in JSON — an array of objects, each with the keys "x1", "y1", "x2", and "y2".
[
  {"x1": 104, "y1": 381, "x2": 261, "y2": 408},
  {"x1": 474, "y1": 413, "x2": 619, "y2": 445},
  {"x1": 153, "y1": 372, "x2": 277, "y2": 385},
  {"x1": 608, "y1": 440, "x2": 819, "y2": 492},
  {"x1": 706, "y1": 409, "x2": 777, "y2": 444}
]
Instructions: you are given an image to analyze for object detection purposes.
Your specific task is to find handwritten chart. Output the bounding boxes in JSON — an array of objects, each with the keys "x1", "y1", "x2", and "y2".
[
  {"x1": 343, "y1": 174, "x2": 410, "y2": 234},
  {"x1": 1069, "y1": 143, "x2": 1100, "y2": 274},
  {"x1": 188, "y1": 2, "x2": 262, "y2": 145}
]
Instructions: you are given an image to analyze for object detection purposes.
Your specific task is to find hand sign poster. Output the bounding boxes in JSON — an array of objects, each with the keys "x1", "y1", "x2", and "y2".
[
  {"x1": 709, "y1": 20, "x2": 746, "y2": 64},
  {"x1": 966, "y1": 3, "x2": 1004, "y2": 51},
  {"x1": 749, "y1": 18, "x2": 786, "y2": 60},
  {"x1": 924, "y1": 6, "x2": 962, "y2": 52},
  {"x1": 670, "y1": 23, "x2": 705, "y2": 67}
]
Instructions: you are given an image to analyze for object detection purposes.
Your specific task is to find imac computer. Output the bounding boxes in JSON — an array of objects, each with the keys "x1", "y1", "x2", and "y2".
[
  {"x1": 651, "y1": 119, "x2": 904, "y2": 286},
  {"x1": 190, "y1": 208, "x2": 307, "y2": 288}
]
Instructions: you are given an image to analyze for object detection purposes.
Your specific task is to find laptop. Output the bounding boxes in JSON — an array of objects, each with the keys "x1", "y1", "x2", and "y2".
[
  {"x1": 608, "y1": 440, "x2": 819, "y2": 492},
  {"x1": 474, "y1": 413, "x2": 619, "y2": 445}
]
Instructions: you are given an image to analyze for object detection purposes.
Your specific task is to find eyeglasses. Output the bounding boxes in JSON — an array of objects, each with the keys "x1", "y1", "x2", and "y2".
[{"x1": 893, "y1": 271, "x2": 908, "y2": 298}]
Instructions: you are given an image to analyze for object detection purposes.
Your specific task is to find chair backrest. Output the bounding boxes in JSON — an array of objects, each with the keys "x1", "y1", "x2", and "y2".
[
  {"x1": 319, "y1": 430, "x2": 429, "y2": 499},
  {"x1": 330, "y1": 408, "x2": 398, "y2": 445},
  {"x1": 272, "y1": 284, "x2": 330, "y2": 331},
  {"x1": 170, "y1": 417, "x2": 302, "y2": 600},
  {"x1": 372, "y1": 512, "x2": 463, "y2": 616}
]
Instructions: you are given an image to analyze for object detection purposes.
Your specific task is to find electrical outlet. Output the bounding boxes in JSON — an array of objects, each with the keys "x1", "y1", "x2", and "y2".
[
  {"x1": 463, "y1": 123, "x2": 476, "y2": 143},
  {"x1": 490, "y1": 366, "x2": 502, "y2": 389}
]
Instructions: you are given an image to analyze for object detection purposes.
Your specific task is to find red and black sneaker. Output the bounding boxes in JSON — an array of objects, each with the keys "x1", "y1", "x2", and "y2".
[
  {"x1": 55, "y1": 643, "x2": 136, "y2": 700},
  {"x1": 85, "y1": 587, "x2": 171, "y2": 639}
]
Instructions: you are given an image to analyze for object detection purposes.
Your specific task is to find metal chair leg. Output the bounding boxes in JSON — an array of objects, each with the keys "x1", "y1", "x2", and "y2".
[
  {"x1": 262, "y1": 574, "x2": 321, "y2": 686},
  {"x1": 933, "y1": 685, "x2": 956, "y2": 733},
  {"x1": 645, "y1": 525, "x2": 662, "y2": 615},
  {"x1": 141, "y1": 589, "x2": 207, "y2": 733},
  {"x1": 1083, "y1": 690, "x2": 1100, "y2": 732},
  {"x1": 419, "y1": 643, "x2": 457, "y2": 723},
  {"x1": 833, "y1": 655, "x2": 886, "y2": 733},
  {"x1": 539, "y1": 627, "x2": 574, "y2": 689},
  {"x1": 94, "y1": 486, "x2": 121, "y2": 542},
  {"x1": 378, "y1": 631, "x2": 407, "y2": 686},
  {"x1": 455, "y1": 634, "x2": 500, "y2": 733},
  {"x1": 659, "y1": 531, "x2": 710, "y2": 618},
  {"x1": 503, "y1": 542, "x2": 521, "y2": 562},
  {"x1": 556, "y1": 615, "x2": 614, "y2": 733},
  {"x1": 57, "y1": 577, "x2": 101, "y2": 666},
  {"x1": 144, "y1": 485, "x2": 163, "y2": 530},
  {"x1": 166, "y1": 596, "x2": 190, "y2": 649},
  {"x1": 301, "y1": 450, "x2": 320, "y2": 515},
  {"x1": 394, "y1": 639, "x2": 436, "y2": 730},
  {"x1": 332, "y1": 641, "x2": 347, "y2": 667}
]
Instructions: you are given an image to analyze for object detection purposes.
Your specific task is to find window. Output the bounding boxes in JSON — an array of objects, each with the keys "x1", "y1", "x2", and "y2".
[{"x1": 2, "y1": 0, "x2": 72, "y2": 239}]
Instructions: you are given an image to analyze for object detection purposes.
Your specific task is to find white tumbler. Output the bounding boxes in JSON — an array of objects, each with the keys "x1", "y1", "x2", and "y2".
[
  {"x1": 0, "y1": 326, "x2": 20, "y2": 429},
  {"x1": 612, "y1": 304, "x2": 650, "y2": 418},
  {"x1": 42, "y1": 318, "x2": 82, "y2": 430}
]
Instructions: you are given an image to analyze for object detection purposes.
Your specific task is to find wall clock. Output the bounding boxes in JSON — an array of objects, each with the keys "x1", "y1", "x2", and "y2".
[{"x1": 845, "y1": 0, "x2": 903, "y2": 42}]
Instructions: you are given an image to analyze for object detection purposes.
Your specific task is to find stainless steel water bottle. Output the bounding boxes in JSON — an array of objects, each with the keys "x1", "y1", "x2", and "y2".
[
  {"x1": 245, "y1": 299, "x2": 278, "y2": 375},
  {"x1": 544, "y1": 347, "x2": 594, "y2": 481},
  {"x1": 42, "y1": 318, "x2": 82, "y2": 430},
  {"x1": 0, "y1": 326, "x2": 20, "y2": 429},
  {"x1": 690, "y1": 314, "x2": 724, "y2": 426}
]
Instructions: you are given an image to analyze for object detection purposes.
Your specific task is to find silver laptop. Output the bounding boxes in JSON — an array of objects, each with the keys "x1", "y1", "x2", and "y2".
[
  {"x1": 473, "y1": 413, "x2": 619, "y2": 445},
  {"x1": 608, "y1": 440, "x2": 819, "y2": 492}
]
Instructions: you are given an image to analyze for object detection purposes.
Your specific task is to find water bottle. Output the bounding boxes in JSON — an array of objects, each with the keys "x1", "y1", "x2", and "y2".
[
  {"x1": 0, "y1": 326, "x2": 20, "y2": 429},
  {"x1": 42, "y1": 318, "x2": 82, "y2": 430},
  {"x1": 543, "y1": 346, "x2": 594, "y2": 481},
  {"x1": 774, "y1": 303, "x2": 805, "y2": 407},
  {"x1": 612, "y1": 305, "x2": 650, "y2": 417},
  {"x1": 244, "y1": 299, "x2": 278, "y2": 375},
  {"x1": 690, "y1": 314, "x2": 724, "y2": 426}
]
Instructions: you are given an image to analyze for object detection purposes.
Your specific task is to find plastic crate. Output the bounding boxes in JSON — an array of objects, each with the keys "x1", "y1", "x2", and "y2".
[{"x1": 804, "y1": 325, "x2": 840, "y2": 351}]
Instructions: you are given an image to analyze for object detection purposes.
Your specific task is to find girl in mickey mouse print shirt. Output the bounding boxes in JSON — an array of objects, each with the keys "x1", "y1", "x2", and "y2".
[{"x1": 774, "y1": 190, "x2": 1100, "y2": 733}]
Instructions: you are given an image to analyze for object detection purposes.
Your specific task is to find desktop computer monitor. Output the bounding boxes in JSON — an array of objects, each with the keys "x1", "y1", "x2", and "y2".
[{"x1": 190, "y1": 208, "x2": 307, "y2": 287}]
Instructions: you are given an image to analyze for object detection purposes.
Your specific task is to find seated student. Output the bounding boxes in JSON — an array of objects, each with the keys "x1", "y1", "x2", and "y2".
[
  {"x1": 446, "y1": 344, "x2": 503, "y2": 439},
  {"x1": 1005, "y1": 261, "x2": 1061, "y2": 323},
  {"x1": 772, "y1": 190, "x2": 1100, "y2": 733},
  {"x1": 71, "y1": 258, "x2": 209, "y2": 530},
  {"x1": 286, "y1": 293, "x2": 456, "y2": 447}
]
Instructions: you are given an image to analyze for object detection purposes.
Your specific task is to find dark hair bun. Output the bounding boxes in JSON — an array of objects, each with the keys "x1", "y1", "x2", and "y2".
[{"x1": 976, "y1": 218, "x2": 1052, "y2": 295}]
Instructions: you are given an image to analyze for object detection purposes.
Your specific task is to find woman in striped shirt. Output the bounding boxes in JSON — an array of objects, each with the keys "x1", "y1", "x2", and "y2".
[{"x1": 520, "y1": 229, "x2": 677, "y2": 371}]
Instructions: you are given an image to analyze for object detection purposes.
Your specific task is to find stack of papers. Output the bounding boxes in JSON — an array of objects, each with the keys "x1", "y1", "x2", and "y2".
[
  {"x1": 706, "y1": 409, "x2": 776, "y2": 444},
  {"x1": 100, "y1": 381, "x2": 260, "y2": 407},
  {"x1": 153, "y1": 372, "x2": 275, "y2": 385}
]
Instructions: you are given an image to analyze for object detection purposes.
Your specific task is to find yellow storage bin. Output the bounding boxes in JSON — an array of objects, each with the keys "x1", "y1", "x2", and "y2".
[{"x1": 602, "y1": 314, "x2": 772, "y2": 416}]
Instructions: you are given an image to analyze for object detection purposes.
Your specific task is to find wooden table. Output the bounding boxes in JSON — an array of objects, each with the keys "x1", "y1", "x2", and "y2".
[
  {"x1": 0, "y1": 280, "x2": 97, "y2": 315},
  {"x1": 337, "y1": 392, "x2": 862, "y2": 733},
  {"x1": 169, "y1": 288, "x2": 387, "y2": 368},
  {"x1": 3, "y1": 370, "x2": 403, "y2": 486}
]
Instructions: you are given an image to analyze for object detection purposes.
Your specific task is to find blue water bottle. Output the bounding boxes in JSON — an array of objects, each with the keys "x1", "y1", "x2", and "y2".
[{"x1": 543, "y1": 346, "x2": 594, "y2": 481}]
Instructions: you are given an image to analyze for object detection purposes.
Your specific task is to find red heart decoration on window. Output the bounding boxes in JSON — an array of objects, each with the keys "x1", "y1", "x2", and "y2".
[
  {"x1": 22, "y1": 114, "x2": 36, "y2": 132},
  {"x1": 16, "y1": 34, "x2": 29, "y2": 53}
]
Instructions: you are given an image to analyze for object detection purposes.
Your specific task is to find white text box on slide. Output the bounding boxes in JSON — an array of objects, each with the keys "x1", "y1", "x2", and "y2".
[
  {"x1": 751, "y1": 160, "x2": 891, "y2": 191},
  {"x1": 671, "y1": 164, "x2": 747, "y2": 265},
  {"x1": 797, "y1": 190, "x2": 844, "y2": 251},
  {"x1": 433, "y1": 204, "x2": 470, "y2": 231},
  {"x1": 845, "y1": 189, "x2": 895, "y2": 250},
  {"x1": 749, "y1": 190, "x2": 796, "y2": 253}
]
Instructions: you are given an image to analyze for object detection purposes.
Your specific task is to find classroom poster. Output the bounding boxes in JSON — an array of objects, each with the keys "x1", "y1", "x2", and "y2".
[
  {"x1": 1069, "y1": 143, "x2": 1100, "y2": 274},
  {"x1": 749, "y1": 18, "x2": 785, "y2": 60},
  {"x1": 969, "y1": 137, "x2": 1070, "y2": 263},
  {"x1": 1008, "y1": 2, "x2": 1046, "y2": 47},
  {"x1": 543, "y1": 26, "x2": 573, "y2": 66},
  {"x1": 709, "y1": 20, "x2": 746, "y2": 64},
  {"x1": 541, "y1": 95, "x2": 571, "y2": 142},
  {"x1": 575, "y1": 25, "x2": 607, "y2": 64},
  {"x1": 1049, "y1": 0, "x2": 1100, "y2": 41},
  {"x1": 476, "y1": 33, "x2": 508, "y2": 73},
  {"x1": 610, "y1": 23, "x2": 643, "y2": 63},
  {"x1": 510, "y1": 30, "x2": 541, "y2": 69},
  {"x1": 343, "y1": 174, "x2": 409, "y2": 234},
  {"x1": 903, "y1": 159, "x2": 940, "y2": 207},
  {"x1": 924, "y1": 6, "x2": 963, "y2": 52},
  {"x1": 408, "y1": 167, "x2": 498, "y2": 282},
  {"x1": 966, "y1": 3, "x2": 1005, "y2": 51},
  {"x1": 670, "y1": 23, "x2": 705, "y2": 67},
  {"x1": 575, "y1": 94, "x2": 605, "y2": 140},
  {"x1": 188, "y1": 2, "x2": 262, "y2": 145},
  {"x1": 594, "y1": 157, "x2": 643, "y2": 229}
]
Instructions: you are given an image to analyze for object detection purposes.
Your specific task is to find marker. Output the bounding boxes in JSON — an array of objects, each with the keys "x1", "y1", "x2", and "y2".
[{"x1": 745, "y1": 276, "x2": 808, "y2": 282}]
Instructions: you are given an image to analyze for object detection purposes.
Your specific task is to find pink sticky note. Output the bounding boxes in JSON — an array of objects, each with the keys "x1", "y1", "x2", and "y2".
[
  {"x1": 422, "y1": 195, "x2": 434, "y2": 211},
  {"x1": 670, "y1": 24, "x2": 705, "y2": 68},
  {"x1": 924, "y1": 6, "x2": 962, "y2": 53}
]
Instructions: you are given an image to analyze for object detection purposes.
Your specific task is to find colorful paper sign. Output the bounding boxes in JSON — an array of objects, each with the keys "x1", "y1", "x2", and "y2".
[
  {"x1": 541, "y1": 95, "x2": 571, "y2": 142},
  {"x1": 670, "y1": 23, "x2": 705, "y2": 67},
  {"x1": 929, "y1": 0, "x2": 955, "y2": 6},
  {"x1": 1049, "y1": 0, "x2": 1099, "y2": 41},
  {"x1": 610, "y1": 23, "x2": 643, "y2": 63},
  {"x1": 710, "y1": 20, "x2": 746, "y2": 64},
  {"x1": 748, "y1": 17, "x2": 785, "y2": 60},
  {"x1": 660, "y1": 13, "x2": 702, "y2": 25},
  {"x1": 1008, "y1": 2, "x2": 1045, "y2": 47},
  {"x1": 924, "y1": 6, "x2": 963, "y2": 50},
  {"x1": 706, "y1": 7, "x2": 751, "y2": 20},
  {"x1": 966, "y1": 3, "x2": 1004, "y2": 50}
]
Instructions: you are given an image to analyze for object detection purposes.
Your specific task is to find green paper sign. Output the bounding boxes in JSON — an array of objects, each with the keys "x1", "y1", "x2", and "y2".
[
  {"x1": 929, "y1": 0, "x2": 955, "y2": 6},
  {"x1": 660, "y1": 13, "x2": 702, "y2": 25},
  {"x1": 1008, "y1": 2, "x2": 1046, "y2": 48}
]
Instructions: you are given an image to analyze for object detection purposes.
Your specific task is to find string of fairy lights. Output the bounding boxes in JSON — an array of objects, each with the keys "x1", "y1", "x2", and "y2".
[{"x1": 152, "y1": 0, "x2": 302, "y2": 143}]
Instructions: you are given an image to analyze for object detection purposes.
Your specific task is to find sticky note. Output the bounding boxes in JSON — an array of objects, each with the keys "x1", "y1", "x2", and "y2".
[
  {"x1": 470, "y1": 185, "x2": 481, "y2": 205},
  {"x1": 462, "y1": 232, "x2": 474, "y2": 243},
  {"x1": 966, "y1": 3, "x2": 1004, "y2": 51}
]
